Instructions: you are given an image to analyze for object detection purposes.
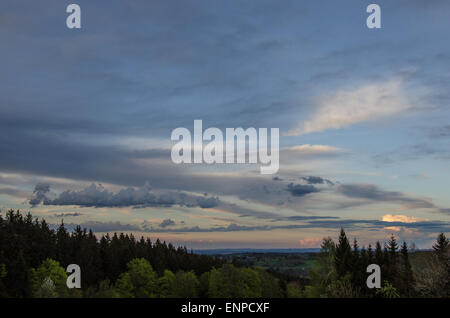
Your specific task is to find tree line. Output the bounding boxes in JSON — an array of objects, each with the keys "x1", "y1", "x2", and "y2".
[
  {"x1": 0, "y1": 209, "x2": 283, "y2": 298},
  {"x1": 295, "y1": 228, "x2": 450, "y2": 298}
]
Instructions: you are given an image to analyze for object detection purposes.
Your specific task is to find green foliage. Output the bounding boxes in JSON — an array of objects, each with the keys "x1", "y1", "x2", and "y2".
[
  {"x1": 304, "y1": 230, "x2": 428, "y2": 298},
  {"x1": 304, "y1": 237, "x2": 336, "y2": 297},
  {"x1": 172, "y1": 271, "x2": 199, "y2": 298},
  {"x1": 415, "y1": 233, "x2": 450, "y2": 297},
  {"x1": 376, "y1": 281, "x2": 400, "y2": 298},
  {"x1": 30, "y1": 258, "x2": 68, "y2": 298},
  {"x1": 198, "y1": 271, "x2": 210, "y2": 297},
  {"x1": 115, "y1": 273, "x2": 134, "y2": 298},
  {"x1": 2, "y1": 210, "x2": 447, "y2": 299},
  {"x1": 254, "y1": 267, "x2": 283, "y2": 298},
  {"x1": 326, "y1": 274, "x2": 359, "y2": 298},
  {"x1": 0, "y1": 210, "x2": 224, "y2": 297},
  {"x1": 209, "y1": 264, "x2": 262, "y2": 298},
  {"x1": 89, "y1": 279, "x2": 120, "y2": 298},
  {"x1": 115, "y1": 258, "x2": 157, "y2": 298},
  {"x1": 0, "y1": 264, "x2": 6, "y2": 279},
  {"x1": 414, "y1": 253, "x2": 448, "y2": 297},
  {"x1": 157, "y1": 270, "x2": 175, "y2": 298},
  {"x1": 286, "y1": 282, "x2": 303, "y2": 298}
]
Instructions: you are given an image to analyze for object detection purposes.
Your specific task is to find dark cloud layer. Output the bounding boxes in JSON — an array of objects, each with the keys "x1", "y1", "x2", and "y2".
[
  {"x1": 285, "y1": 183, "x2": 319, "y2": 197},
  {"x1": 53, "y1": 212, "x2": 84, "y2": 217},
  {"x1": 301, "y1": 176, "x2": 334, "y2": 185},
  {"x1": 30, "y1": 183, "x2": 220, "y2": 209}
]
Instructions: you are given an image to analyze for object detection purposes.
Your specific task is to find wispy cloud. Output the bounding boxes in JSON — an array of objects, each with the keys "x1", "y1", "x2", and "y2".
[
  {"x1": 337, "y1": 183, "x2": 435, "y2": 210},
  {"x1": 285, "y1": 79, "x2": 411, "y2": 136},
  {"x1": 284, "y1": 144, "x2": 345, "y2": 157}
]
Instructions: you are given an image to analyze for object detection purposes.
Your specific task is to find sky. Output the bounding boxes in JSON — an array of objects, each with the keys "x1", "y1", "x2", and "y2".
[{"x1": 1, "y1": 0, "x2": 450, "y2": 249}]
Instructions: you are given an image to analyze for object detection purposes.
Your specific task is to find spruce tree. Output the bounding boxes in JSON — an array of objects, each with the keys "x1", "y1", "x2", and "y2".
[
  {"x1": 399, "y1": 242, "x2": 414, "y2": 297},
  {"x1": 432, "y1": 232, "x2": 450, "y2": 296},
  {"x1": 432, "y1": 233, "x2": 449, "y2": 262},
  {"x1": 386, "y1": 235, "x2": 399, "y2": 287},
  {"x1": 367, "y1": 244, "x2": 374, "y2": 264},
  {"x1": 374, "y1": 241, "x2": 383, "y2": 267},
  {"x1": 334, "y1": 228, "x2": 352, "y2": 278},
  {"x1": 350, "y1": 238, "x2": 361, "y2": 287}
]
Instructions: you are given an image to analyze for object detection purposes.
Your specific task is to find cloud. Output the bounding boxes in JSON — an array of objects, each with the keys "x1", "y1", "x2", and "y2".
[
  {"x1": 301, "y1": 176, "x2": 334, "y2": 185},
  {"x1": 196, "y1": 196, "x2": 221, "y2": 209},
  {"x1": 337, "y1": 184, "x2": 435, "y2": 209},
  {"x1": 29, "y1": 183, "x2": 50, "y2": 206},
  {"x1": 428, "y1": 125, "x2": 450, "y2": 139},
  {"x1": 159, "y1": 219, "x2": 176, "y2": 228},
  {"x1": 29, "y1": 183, "x2": 220, "y2": 209},
  {"x1": 138, "y1": 218, "x2": 450, "y2": 233},
  {"x1": 51, "y1": 221, "x2": 141, "y2": 232},
  {"x1": 54, "y1": 212, "x2": 84, "y2": 218},
  {"x1": 381, "y1": 214, "x2": 424, "y2": 223},
  {"x1": 0, "y1": 186, "x2": 29, "y2": 199},
  {"x1": 285, "y1": 215, "x2": 339, "y2": 221},
  {"x1": 45, "y1": 215, "x2": 450, "y2": 235},
  {"x1": 77, "y1": 221, "x2": 141, "y2": 232},
  {"x1": 285, "y1": 144, "x2": 344, "y2": 157},
  {"x1": 285, "y1": 80, "x2": 410, "y2": 136},
  {"x1": 298, "y1": 238, "x2": 321, "y2": 248},
  {"x1": 285, "y1": 183, "x2": 319, "y2": 197}
]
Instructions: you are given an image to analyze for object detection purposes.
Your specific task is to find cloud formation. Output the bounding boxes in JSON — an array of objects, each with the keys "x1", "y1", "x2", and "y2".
[
  {"x1": 301, "y1": 176, "x2": 334, "y2": 185},
  {"x1": 29, "y1": 183, "x2": 220, "y2": 209},
  {"x1": 381, "y1": 214, "x2": 424, "y2": 224},
  {"x1": 286, "y1": 80, "x2": 410, "y2": 136},
  {"x1": 54, "y1": 212, "x2": 84, "y2": 218},
  {"x1": 159, "y1": 219, "x2": 176, "y2": 228},
  {"x1": 337, "y1": 183, "x2": 435, "y2": 209},
  {"x1": 29, "y1": 183, "x2": 51, "y2": 206},
  {"x1": 285, "y1": 183, "x2": 319, "y2": 197}
]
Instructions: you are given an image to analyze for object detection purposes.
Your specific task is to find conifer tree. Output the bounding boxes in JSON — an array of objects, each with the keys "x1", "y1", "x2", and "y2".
[
  {"x1": 432, "y1": 232, "x2": 450, "y2": 296},
  {"x1": 334, "y1": 228, "x2": 352, "y2": 278},
  {"x1": 350, "y1": 238, "x2": 362, "y2": 287},
  {"x1": 399, "y1": 241, "x2": 415, "y2": 297},
  {"x1": 374, "y1": 241, "x2": 383, "y2": 267},
  {"x1": 387, "y1": 235, "x2": 399, "y2": 280},
  {"x1": 367, "y1": 244, "x2": 374, "y2": 264},
  {"x1": 432, "y1": 233, "x2": 449, "y2": 262}
]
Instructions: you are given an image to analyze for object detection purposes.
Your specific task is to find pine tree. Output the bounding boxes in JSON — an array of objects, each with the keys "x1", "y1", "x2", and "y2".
[
  {"x1": 432, "y1": 233, "x2": 449, "y2": 262},
  {"x1": 350, "y1": 238, "x2": 361, "y2": 287},
  {"x1": 399, "y1": 242, "x2": 415, "y2": 297},
  {"x1": 367, "y1": 244, "x2": 374, "y2": 264},
  {"x1": 432, "y1": 232, "x2": 450, "y2": 296},
  {"x1": 385, "y1": 235, "x2": 400, "y2": 288},
  {"x1": 374, "y1": 241, "x2": 383, "y2": 267},
  {"x1": 334, "y1": 228, "x2": 352, "y2": 278}
]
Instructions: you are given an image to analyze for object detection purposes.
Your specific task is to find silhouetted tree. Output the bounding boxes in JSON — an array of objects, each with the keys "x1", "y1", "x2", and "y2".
[
  {"x1": 334, "y1": 229, "x2": 352, "y2": 278},
  {"x1": 397, "y1": 242, "x2": 414, "y2": 297}
]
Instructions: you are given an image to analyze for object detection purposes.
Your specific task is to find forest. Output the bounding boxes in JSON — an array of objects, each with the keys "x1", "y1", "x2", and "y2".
[{"x1": 0, "y1": 209, "x2": 449, "y2": 298}]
